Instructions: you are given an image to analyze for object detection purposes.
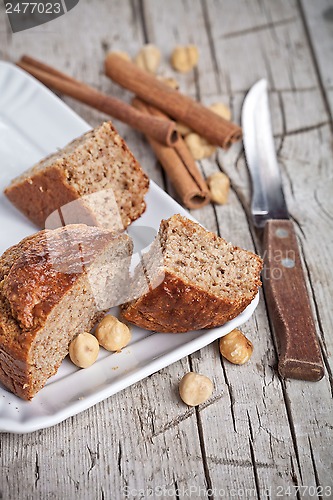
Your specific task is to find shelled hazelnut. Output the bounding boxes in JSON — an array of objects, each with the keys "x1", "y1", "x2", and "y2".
[
  {"x1": 95, "y1": 315, "x2": 131, "y2": 352},
  {"x1": 135, "y1": 44, "x2": 161, "y2": 73},
  {"x1": 207, "y1": 172, "x2": 230, "y2": 205},
  {"x1": 179, "y1": 372, "x2": 213, "y2": 406},
  {"x1": 209, "y1": 102, "x2": 231, "y2": 121},
  {"x1": 170, "y1": 45, "x2": 199, "y2": 73},
  {"x1": 69, "y1": 333, "x2": 99, "y2": 368},
  {"x1": 176, "y1": 122, "x2": 193, "y2": 136},
  {"x1": 219, "y1": 329, "x2": 253, "y2": 365},
  {"x1": 185, "y1": 133, "x2": 216, "y2": 160}
]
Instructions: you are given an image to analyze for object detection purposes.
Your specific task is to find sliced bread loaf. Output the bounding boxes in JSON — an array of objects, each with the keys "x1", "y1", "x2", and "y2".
[
  {"x1": 4, "y1": 121, "x2": 149, "y2": 230},
  {"x1": 122, "y1": 214, "x2": 262, "y2": 333},
  {"x1": 0, "y1": 224, "x2": 132, "y2": 400}
]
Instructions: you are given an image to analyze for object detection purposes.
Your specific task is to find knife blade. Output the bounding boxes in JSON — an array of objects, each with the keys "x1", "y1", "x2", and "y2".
[{"x1": 242, "y1": 79, "x2": 324, "y2": 381}]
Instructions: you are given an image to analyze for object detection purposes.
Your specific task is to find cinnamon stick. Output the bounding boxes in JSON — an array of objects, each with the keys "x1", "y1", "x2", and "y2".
[
  {"x1": 105, "y1": 53, "x2": 242, "y2": 149},
  {"x1": 17, "y1": 56, "x2": 178, "y2": 147},
  {"x1": 21, "y1": 55, "x2": 78, "y2": 84},
  {"x1": 133, "y1": 98, "x2": 210, "y2": 209}
]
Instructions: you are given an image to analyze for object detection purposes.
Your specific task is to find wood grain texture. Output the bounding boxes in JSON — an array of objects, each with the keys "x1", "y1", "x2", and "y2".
[
  {"x1": 300, "y1": 0, "x2": 333, "y2": 117},
  {"x1": 0, "y1": 0, "x2": 332, "y2": 499}
]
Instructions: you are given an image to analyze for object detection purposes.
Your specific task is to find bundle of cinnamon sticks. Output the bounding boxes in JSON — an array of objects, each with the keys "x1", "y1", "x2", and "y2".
[
  {"x1": 133, "y1": 98, "x2": 210, "y2": 208},
  {"x1": 17, "y1": 54, "x2": 242, "y2": 209},
  {"x1": 17, "y1": 55, "x2": 178, "y2": 147}
]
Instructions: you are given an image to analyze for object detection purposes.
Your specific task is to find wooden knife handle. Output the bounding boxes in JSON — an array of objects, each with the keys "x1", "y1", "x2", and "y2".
[{"x1": 262, "y1": 219, "x2": 324, "y2": 381}]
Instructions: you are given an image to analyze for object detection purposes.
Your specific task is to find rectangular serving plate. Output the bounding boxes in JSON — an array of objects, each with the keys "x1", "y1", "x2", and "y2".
[{"x1": 0, "y1": 62, "x2": 259, "y2": 433}]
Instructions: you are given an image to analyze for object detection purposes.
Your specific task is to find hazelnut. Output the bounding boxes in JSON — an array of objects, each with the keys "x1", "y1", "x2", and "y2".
[
  {"x1": 170, "y1": 45, "x2": 199, "y2": 73},
  {"x1": 95, "y1": 315, "x2": 131, "y2": 352},
  {"x1": 135, "y1": 44, "x2": 161, "y2": 74},
  {"x1": 176, "y1": 122, "x2": 192, "y2": 136},
  {"x1": 185, "y1": 133, "x2": 216, "y2": 160},
  {"x1": 110, "y1": 51, "x2": 131, "y2": 62},
  {"x1": 219, "y1": 329, "x2": 253, "y2": 365},
  {"x1": 157, "y1": 76, "x2": 179, "y2": 90},
  {"x1": 209, "y1": 102, "x2": 231, "y2": 121},
  {"x1": 179, "y1": 372, "x2": 213, "y2": 406},
  {"x1": 207, "y1": 172, "x2": 230, "y2": 205},
  {"x1": 69, "y1": 333, "x2": 99, "y2": 368}
]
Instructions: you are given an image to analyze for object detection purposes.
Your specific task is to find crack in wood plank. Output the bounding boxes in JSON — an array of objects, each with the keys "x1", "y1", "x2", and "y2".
[
  {"x1": 314, "y1": 189, "x2": 333, "y2": 223},
  {"x1": 279, "y1": 159, "x2": 295, "y2": 200},
  {"x1": 86, "y1": 443, "x2": 100, "y2": 476},
  {"x1": 173, "y1": 475, "x2": 180, "y2": 500},
  {"x1": 100, "y1": 486, "x2": 105, "y2": 500},
  {"x1": 297, "y1": 0, "x2": 333, "y2": 132},
  {"x1": 34, "y1": 451, "x2": 40, "y2": 488},
  {"x1": 195, "y1": 410, "x2": 215, "y2": 500},
  {"x1": 276, "y1": 91, "x2": 286, "y2": 157},
  {"x1": 117, "y1": 441, "x2": 122, "y2": 476},
  {"x1": 151, "y1": 407, "x2": 193, "y2": 435},
  {"x1": 201, "y1": 0, "x2": 222, "y2": 94},
  {"x1": 280, "y1": 381, "x2": 304, "y2": 483},
  {"x1": 218, "y1": 350, "x2": 237, "y2": 433},
  {"x1": 290, "y1": 455, "x2": 300, "y2": 491},
  {"x1": 274, "y1": 121, "x2": 330, "y2": 137},
  {"x1": 247, "y1": 412, "x2": 261, "y2": 500},
  {"x1": 221, "y1": 17, "x2": 297, "y2": 40},
  {"x1": 308, "y1": 436, "x2": 323, "y2": 497},
  {"x1": 206, "y1": 454, "x2": 276, "y2": 469},
  {"x1": 67, "y1": 473, "x2": 79, "y2": 491},
  {"x1": 289, "y1": 214, "x2": 305, "y2": 239},
  {"x1": 188, "y1": 355, "x2": 214, "y2": 499},
  {"x1": 197, "y1": 392, "x2": 225, "y2": 412},
  {"x1": 138, "y1": 0, "x2": 149, "y2": 44},
  {"x1": 260, "y1": 43, "x2": 275, "y2": 90}
]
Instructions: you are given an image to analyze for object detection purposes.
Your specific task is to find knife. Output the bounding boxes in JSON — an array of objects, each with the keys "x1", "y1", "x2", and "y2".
[{"x1": 242, "y1": 79, "x2": 324, "y2": 381}]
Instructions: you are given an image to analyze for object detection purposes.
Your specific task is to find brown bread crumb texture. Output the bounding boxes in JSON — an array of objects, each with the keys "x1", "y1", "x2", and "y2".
[
  {"x1": 4, "y1": 121, "x2": 149, "y2": 230},
  {"x1": 0, "y1": 224, "x2": 133, "y2": 400},
  {"x1": 122, "y1": 214, "x2": 262, "y2": 333}
]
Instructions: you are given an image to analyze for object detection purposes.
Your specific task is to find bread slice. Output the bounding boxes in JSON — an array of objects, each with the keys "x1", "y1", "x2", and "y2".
[
  {"x1": 0, "y1": 224, "x2": 133, "y2": 400},
  {"x1": 122, "y1": 214, "x2": 262, "y2": 333},
  {"x1": 4, "y1": 121, "x2": 149, "y2": 231}
]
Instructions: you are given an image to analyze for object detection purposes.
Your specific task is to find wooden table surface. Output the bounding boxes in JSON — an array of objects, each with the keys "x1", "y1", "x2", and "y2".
[{"x1": 0, "y1": 1, "x2": 332, "y2": 498}]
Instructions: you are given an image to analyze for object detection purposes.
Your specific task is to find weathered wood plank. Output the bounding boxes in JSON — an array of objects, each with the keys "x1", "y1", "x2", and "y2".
[
  {"x1": 222, "y1": 89, "x2": 333, "y2": 496},
  {"x1": 143, "y1": 0, "x2": 333, "y2": 496},
  {"x1": 140, "y1": 0, "x2": 333, "y2": 498},
  {"x1": 0, "y1": 0, "x2": 332, "y2": 499},
  {"x1": 0, "y1": 1, "x2": 209, "y2": 499},
  {"x1": 301, "y1": 0, "x2": 333, "y2": 116},
  {"x1": 204, "y1": 0, "x2": 317, "y2": 93},
  {"x1": 205, "y1": 0, "x2": 333, "y2": 492}
]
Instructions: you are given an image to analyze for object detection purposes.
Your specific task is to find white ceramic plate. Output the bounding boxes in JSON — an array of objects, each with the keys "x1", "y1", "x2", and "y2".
[{"x1": 0, "y1": 62, "x2": 259, "y2": 433}]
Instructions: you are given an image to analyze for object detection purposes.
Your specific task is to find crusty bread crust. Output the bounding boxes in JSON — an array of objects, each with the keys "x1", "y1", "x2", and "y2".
[
  {"x1": 0, "y1": 224, "x2": 132, "y2": 400},
  {"x1": 121, "y1": 214, "x2": 263, "y2": 333},
  {"x1": 121, "y1": 270, "x2": 261, "y2": 333},
  {"x1": 5, "y1": 122, "x2": 149, "y2": 229},
  {"x1": 5, "y1": 165, "x2": 81, "y2": 228},
  {"x1": 0, "y1": 307, "x2": 104, "y2": 400}
]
